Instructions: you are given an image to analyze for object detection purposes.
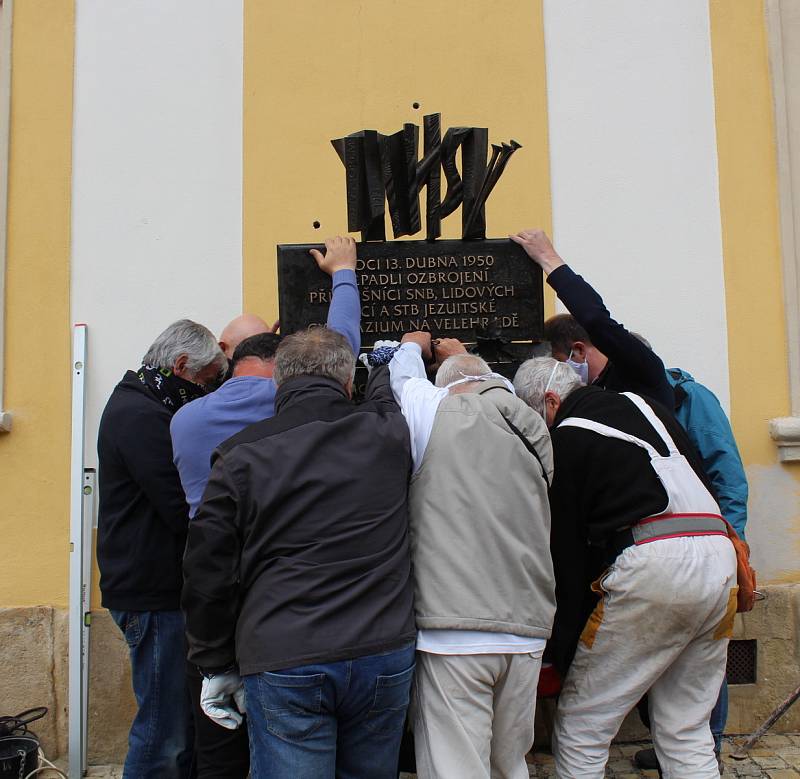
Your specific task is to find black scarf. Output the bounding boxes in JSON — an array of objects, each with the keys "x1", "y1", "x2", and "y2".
[{"x1": 137, "y1": 364, "x2": 207, "y2": 414}]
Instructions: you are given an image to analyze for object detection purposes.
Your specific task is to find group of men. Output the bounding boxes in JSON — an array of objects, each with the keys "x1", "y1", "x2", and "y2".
[{"x1": 97, "y1": 229, "x2": 748, "y2": 779}]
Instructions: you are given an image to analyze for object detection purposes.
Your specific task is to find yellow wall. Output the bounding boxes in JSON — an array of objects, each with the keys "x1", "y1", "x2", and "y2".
[
  {"x1": 0, "y1": 0, "x2": 74, "y2": 607},
  {"x1": 243, "y1": 0, "x2": 553, "y2": 318},
  {"x1": 710, "y1": 0, "x2": 792, "y2": 463}
]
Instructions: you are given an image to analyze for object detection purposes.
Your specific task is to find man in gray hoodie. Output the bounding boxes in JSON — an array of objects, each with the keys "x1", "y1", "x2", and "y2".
[{"x1": 386, "y1": 331, "x2": 555, "y2": 779}]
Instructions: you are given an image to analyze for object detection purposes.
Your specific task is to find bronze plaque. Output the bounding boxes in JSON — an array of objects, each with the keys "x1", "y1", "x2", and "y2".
[{"x1": 277, "y1": 238, "x2": 543, "y2": 351}]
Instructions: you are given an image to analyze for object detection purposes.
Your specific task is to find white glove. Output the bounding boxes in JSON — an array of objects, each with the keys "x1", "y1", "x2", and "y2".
[{"x1": 200, "y1": 671, "x2": 246, "y2": 730}]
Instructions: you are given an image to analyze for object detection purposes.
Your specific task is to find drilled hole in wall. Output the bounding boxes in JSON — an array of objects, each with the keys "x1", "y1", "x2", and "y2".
[
  {"x1": 412, "y1": 102, "x2": 420, "y2": 109},
  {"x1": 313, "y1": 221, "x2": 321, "y2": 229}
]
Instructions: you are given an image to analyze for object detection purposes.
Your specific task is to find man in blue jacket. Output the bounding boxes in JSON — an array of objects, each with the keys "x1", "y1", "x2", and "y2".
[
  {"x1": 171, "y1": 235, "x2": 361, "y2": 518},
  {"x1": 510, "y1": 227, "x2": 674, "y2": 411}
]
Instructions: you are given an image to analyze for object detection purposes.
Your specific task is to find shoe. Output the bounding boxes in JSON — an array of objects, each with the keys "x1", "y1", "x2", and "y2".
[{"x1": 634, "y1": 747, "x2": 660, "y2": 770}]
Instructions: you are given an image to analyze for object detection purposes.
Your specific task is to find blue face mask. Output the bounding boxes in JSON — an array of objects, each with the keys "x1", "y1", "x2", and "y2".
[{"x1": 566, "y1": 348, "x2": 589, "y2": 384}]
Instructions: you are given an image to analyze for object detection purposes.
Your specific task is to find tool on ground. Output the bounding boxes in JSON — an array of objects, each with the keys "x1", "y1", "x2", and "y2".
[{"x1": 731, "y1": 682, "x2": 800, "y2": 760}]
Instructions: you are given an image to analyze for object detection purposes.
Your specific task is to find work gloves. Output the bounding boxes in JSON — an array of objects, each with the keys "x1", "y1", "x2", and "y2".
[{"x1": 200, "y1": 670, "x2": 246, "y2": 729}]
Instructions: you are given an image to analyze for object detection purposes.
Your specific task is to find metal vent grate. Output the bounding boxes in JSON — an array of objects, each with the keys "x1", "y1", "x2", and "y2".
[{"x1": 727, "y1": 639, "x2": 757, "y2": 685}]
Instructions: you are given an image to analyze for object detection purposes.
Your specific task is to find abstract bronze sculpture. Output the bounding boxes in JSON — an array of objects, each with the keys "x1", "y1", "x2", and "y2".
[{"x1": 331, "y1": 114, "x2": 521, "y2": 242}]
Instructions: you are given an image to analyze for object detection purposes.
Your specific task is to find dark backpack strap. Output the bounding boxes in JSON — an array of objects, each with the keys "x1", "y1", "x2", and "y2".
[{"x1": 477, "y1": 385, "x2": 550, "y2": 488}]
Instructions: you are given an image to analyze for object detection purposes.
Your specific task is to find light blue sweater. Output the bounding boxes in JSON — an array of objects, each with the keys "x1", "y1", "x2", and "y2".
[{"x1": 171, "y1": 269, "x2": 360, "y2": 517}]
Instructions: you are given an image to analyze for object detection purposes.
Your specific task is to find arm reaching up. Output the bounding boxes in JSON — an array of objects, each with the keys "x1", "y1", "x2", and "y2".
[{"x1": 310, "y1": 236, "x2": 361, "y2": 355}]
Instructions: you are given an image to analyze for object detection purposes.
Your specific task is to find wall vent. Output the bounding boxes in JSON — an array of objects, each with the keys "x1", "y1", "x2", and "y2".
[{"x1": 727, "y1": 639, "x2": 757, "y2": 685}]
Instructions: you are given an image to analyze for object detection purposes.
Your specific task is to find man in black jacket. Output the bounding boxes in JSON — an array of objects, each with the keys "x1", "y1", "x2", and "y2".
[
  {"x1": 97, "y1": 319, "x2": 226, "y2": 779},
  {"x1": 182, "y1": 327, "x2": 416, "y2": 779},
  {"x1": 510, "y1": 227, "x2": 674, "y2": 410},
  {"x1": 514, "y1": 358, "x2": 737, "y2": 779}
]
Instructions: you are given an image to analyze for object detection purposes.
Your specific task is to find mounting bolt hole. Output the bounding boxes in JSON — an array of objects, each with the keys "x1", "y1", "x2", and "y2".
[
  {"x1": 412, "y1": 102, "x2": 420, "y2": 110},
  {"x1": 313, "y1": 221, "x2": 321, "y2": 229}
]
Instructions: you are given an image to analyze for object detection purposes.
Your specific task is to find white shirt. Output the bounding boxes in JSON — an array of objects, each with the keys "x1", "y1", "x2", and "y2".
[{"x1": 388, "y1": 342, "x2": 546, "y2": 656}]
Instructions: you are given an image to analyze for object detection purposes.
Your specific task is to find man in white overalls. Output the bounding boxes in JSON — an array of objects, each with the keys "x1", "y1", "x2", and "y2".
[{"x1": 514, "y1": 358, "x2": 738, "y2": 779}]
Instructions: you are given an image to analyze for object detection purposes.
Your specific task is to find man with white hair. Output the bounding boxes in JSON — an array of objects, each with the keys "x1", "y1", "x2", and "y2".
[
  {"x1": 385, "y1": 332, "x2": 555, "y2": 779},
  {"x1": 513, "y1": 357, "x2": 738, "y2": 779},
  {"x1": 97, "y1": 319, "x2": 227, "y2": 778}
]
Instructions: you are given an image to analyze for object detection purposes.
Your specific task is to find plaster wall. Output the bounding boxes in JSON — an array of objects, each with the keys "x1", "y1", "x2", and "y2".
[
  {"x1": 542, "y1": 0, "x2": 731, "y2": 410},
  {"x1": 242, "y1": 0, "x2": 553, "y2": 318},
  {"x1": 0, "y1": 0, "x2": 74, "y2": 608},
  {"x1": 70, "y1": 0, "x2": 245, "y2": 471}
]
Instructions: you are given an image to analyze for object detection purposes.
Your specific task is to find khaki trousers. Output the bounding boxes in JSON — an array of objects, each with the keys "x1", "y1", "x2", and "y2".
[{"x1": 412, "y1": 651, "x2": 543, "y2": 779}]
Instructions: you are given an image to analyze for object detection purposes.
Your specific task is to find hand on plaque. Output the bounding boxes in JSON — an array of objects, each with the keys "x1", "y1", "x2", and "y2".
[
  {"x1": 509, "y1": 228, "x2": 565, "y2": 276},
  {"x1": 401, "y1": 331, "x2": 433, "y2": 362},
  {"x1": 431, "y1": 338, "x2": 467, "y2": 366},
  {"x1": 309, "y1": 236, "x2": 357, "y2": 275}
]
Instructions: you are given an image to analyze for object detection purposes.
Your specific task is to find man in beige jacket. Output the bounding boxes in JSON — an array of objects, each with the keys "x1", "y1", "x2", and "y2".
[{"x1": 385, "y1": 332, "x2": 556, "y2": 779}]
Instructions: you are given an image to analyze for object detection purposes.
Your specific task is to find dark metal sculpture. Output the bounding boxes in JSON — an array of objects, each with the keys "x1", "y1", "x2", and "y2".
[{"x1": 332, "y1": 114, "x2": 520, "y2": 241}]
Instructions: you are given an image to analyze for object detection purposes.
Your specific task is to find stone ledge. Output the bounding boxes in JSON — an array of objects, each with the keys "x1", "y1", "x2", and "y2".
[{"x1": 769, "y1": 416, "x2": 800, "y2": 461}]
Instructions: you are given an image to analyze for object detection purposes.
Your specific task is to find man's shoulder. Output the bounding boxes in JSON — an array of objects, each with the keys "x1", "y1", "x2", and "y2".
[
  {"x1": 170, "y1": 391, "x2": 214, "y2": 432},
  {"x1": 101, "y1": 375, "x2": 165, "y2": 428},
  {"x1": 215, "y1": 413, "x2": 284, "y2": 457}
]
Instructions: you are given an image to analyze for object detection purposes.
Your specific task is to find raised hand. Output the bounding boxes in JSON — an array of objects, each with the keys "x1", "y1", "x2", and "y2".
[{"x1": 309, "y1": 236, "x2": 357, "y2": 275}]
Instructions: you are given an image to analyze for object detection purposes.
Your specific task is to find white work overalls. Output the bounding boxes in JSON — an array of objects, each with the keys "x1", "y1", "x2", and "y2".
[{"x1": 551, "y1": 393, "x2": 738, "y2": 779}]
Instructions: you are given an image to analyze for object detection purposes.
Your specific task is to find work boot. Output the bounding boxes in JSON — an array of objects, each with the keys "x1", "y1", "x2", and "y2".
[
  {"x1": 634, "y1": 747, "x2": 724, "y2": 774},
  {"x1": 634, "y1": 747, "x2": 659, "y2": 770}
]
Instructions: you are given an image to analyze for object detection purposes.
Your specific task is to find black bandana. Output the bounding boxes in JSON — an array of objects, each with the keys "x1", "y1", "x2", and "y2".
[{"x1": 137, "y1": 364, "x2": 207, "y2": 413}]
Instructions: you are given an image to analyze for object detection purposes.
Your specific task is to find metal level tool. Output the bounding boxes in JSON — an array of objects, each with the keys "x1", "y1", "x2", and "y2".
[{"x1": 69, "y1": 324, "x2": 92, "y2": 777}]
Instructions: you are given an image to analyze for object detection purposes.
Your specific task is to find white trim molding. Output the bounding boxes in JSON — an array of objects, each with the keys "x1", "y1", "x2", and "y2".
[
  {"x1": 770, "y1": 417, "x2": 800, "y2": 462},
  {"x1": 766, "y1": 0, "x2": 800, "y2": 459},
  {"x1": 0, "y1": 0, "x2": 12, "y2": 432}
]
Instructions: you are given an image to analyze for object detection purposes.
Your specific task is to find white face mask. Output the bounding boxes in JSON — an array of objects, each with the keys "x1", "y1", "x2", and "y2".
[
  {"x1": 566, "y1": 348, "x2": 589, "y2": 385},
  {"x1": 444, "y1": 371, "x2": 516, "y2": 395}
]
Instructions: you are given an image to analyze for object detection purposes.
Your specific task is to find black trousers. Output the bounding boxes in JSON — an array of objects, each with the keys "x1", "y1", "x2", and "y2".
[{"x1": 187, "y1": 664, "x2": 250, "y2": 779}]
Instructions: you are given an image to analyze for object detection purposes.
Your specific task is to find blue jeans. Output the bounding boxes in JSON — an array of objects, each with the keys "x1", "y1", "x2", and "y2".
[
  {"x1": 110, "y1": 609, "x2": 193, "y2": 779},
  {"x1": 710, "y1": 677, "x2": 728, "y2": 752},
  {"x1": 244, "y1": 642, "x2": 415, "y2": 779}
]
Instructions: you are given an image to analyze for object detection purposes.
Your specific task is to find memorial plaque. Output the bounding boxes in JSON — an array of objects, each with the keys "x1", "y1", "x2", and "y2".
[
  {"x1": 276, "y1": 112, "x2": 547, "y2": 386},
  {"x1": 277, "y1": 238, "x2": 544, "y2": 373}
]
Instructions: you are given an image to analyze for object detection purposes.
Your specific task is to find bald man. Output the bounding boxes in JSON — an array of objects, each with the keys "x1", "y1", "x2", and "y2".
[{"x1": 218, "y1": 314, "x2": 279, "y2": 360}]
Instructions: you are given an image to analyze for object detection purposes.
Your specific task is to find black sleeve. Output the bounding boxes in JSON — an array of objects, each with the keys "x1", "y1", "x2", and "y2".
[
  {"x1": 363, "y1": 364, "x2": 400, "y2": 411},
  {"x1": 118, "y1": 407, "x2": 190, "y2": 536},
  {"x1": 182, "y1": 453, "x2": 242, "y2": 671},
  {"x1": 547, "y1": 264, "x2": 671, "y2": 402},
  {"x1": 545, "y1": 429, "x2": 594, "y2": 675}
]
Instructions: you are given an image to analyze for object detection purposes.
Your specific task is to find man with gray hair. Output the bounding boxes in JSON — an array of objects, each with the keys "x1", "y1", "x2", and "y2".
[
  {"x1": 97, "y1": 319, "x2": 227, "y2": 778},
  {"x1": 384, "y1": 332, "x2": 555, "y2": 779},
  {"x1": 182, "y1": 326, "x2": 416, "y2": 778},
  {"x1": 513, "y1": 357, "x2": 737, "y2": 779}
]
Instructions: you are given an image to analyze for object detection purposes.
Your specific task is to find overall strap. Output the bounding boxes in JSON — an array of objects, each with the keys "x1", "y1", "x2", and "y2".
[
  {"x1": 621, "y1": 392, "x2": 679, "y2": 455},
  {"x1": 557, "y1": 417, "x2": 662, "y2": 460}
]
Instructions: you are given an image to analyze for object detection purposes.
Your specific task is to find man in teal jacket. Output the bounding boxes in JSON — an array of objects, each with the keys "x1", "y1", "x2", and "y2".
[{"x1": 667, "y1": 367, "x2": 748, "y2": 538}]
